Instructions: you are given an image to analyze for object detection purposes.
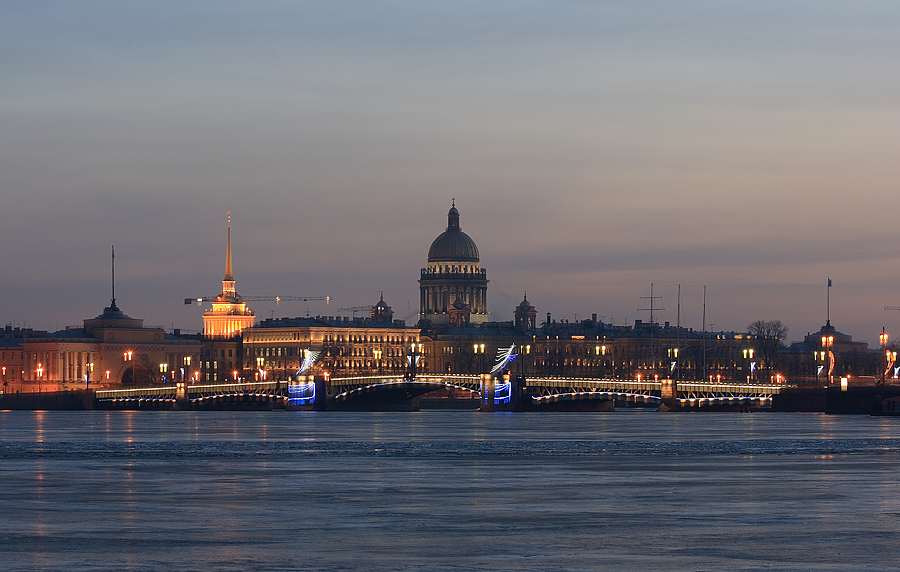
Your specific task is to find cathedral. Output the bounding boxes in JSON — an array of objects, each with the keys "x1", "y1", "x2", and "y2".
[{"x1": 418, "y1": 200, "x2": 490, "y2": 327}]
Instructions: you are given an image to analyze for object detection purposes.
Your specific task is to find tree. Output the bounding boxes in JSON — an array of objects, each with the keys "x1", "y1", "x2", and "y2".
[{"x1": 747, "y1": 320, "x2": 789, "y2": 382}]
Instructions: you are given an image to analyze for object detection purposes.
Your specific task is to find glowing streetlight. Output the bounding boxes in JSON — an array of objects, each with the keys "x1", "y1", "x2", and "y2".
[
  {"x1": 880, "y1": 329, "x2": 889, "y2": 385},
  {"x1": 124, "y1": 350, "x2": 135, "y2": 385},
  {"x1": 821, "y1": 335, "x2": 834, "y2": 384},
  {"x1": 473, "y1": 343, "x2": 486, "y2": 374},
  {"x1": 373, "y1": 348, "x2": 383, "y2": 374}
]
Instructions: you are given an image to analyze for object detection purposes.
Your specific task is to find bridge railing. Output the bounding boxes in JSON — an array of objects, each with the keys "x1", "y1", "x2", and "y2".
[
  {"x1": 96, "y1": 386, "x2": 178, "y2": 400},
  {"x1": 96, "y1": 381, "x2": 287, "y2": 401},
  {"x1": 675, "y1": 381, "x2": 784, "y2": 398}
]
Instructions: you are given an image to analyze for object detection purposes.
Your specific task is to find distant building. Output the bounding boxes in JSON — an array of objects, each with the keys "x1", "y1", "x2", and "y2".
[
  {"x1": 242, "y1": 299, "x2": 420, "y2": 380},
  {"x1": 781, "y1": 321, "x2": 881, "y2": 385},
  {"x1": 203, "y1": 214, "x2": 255, "y2": 338},
  {"x1": 1, "y1": 298, "x2": 199, "y2": 393},
  {"x1": 199, "y1": 214, "x2": 256, "y2": 383},
  {"x1": 419, "y1": 201, "x2": 489, "y2": 327}
]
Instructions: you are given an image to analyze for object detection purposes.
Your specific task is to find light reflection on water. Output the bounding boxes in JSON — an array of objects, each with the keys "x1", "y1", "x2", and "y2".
[{"x1": 0, "y1": 410, "x2": 899, "y2": 572}]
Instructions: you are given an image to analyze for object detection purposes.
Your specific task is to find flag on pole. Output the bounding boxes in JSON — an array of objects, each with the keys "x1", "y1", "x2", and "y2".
[{"x1": 828, "y1": 278, "x2": 832, "y2": 288}]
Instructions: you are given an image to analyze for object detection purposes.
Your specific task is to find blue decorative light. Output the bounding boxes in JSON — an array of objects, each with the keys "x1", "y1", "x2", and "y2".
[
  {"x1": 493, "y1": 381, "x2": 511, "y2": 404},
  {"x1": 288, "y1": 381, "x2": 316, "y2": 405},
  {"x1": 491, "y1": 344, "x2": 518, "y2": 374},
  {"x1": 296, "y1": 349, "x2": 321, "y2": 376}
]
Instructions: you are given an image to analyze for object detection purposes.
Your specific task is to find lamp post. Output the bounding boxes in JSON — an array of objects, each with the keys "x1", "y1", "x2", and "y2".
[
  {"x1": 822, "y1": 335, "x2": 834, "y2": 384},
  {"x1": 37, "y1": 363, "x2": 44, "y2": 393},
  {"x1": 183, "y1": 355, "x2": 192, "y2": 385},
  {"x1": 524, "y1": 344, "x2": 530, "y2": 378},
  {"x1": 256, "y1": 356, "x2": 266, "y2": 382},
  {"x1": 406, "y1": 343, "x2": 422, "y2": 381},
  {"x1": 124, "y1": 350, "x2": 134, "y2": 385},
  {"x1": 373, "y1": 349, "x2": 383, "y2": 375},
  {"x1": 473, "y1": 343, "x2": 485, "y2": 374},
  {"x1": 742, "y1": 348, "x2": 755, "y2": 382},
  {"x1": 880, "y1": 329, "x2": 889, "y2": 385}
]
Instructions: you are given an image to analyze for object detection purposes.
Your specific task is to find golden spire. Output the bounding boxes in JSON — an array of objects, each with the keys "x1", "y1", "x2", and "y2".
[{"x1": 224, "y1": 211, "x2": 233, "y2": 281}]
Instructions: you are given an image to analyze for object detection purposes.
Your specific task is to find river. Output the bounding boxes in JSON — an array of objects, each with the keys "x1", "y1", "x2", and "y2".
[{"x1": 1, "y1": 410, "x2": 899, "y2": 571}]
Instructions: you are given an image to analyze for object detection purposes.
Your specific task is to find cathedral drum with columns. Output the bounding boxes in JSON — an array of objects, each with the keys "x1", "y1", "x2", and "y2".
[{"x1": 419, "y1": 201, "x2": 489, "y2": 327}]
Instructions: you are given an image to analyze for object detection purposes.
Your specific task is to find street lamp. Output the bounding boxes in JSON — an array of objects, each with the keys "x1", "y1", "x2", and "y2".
[
  {"x1": 36, "y1": 363, "x2": 44, "y2": 393},
  {"x1": 743, "y1": 348, "x2": 755, "y2": 382},
  {"x1": 473, "y1": 343, "x2": 486, "y2": 374},
  {"x1": 406, "y1": 343, "x2": 421, "y2": 380},
  {"x1": 124, "y1": 350, "x2": 134, "y2": 385},
  {"x1": 880, "y1": 329, "x2": 889, "y2": 385},
  {"x1": 183, "y1": 355, "x2": 192, "y2": 385},
  {"x1": 256, "y1": 356, "x2": 266, "y2": 381},
  {"x1": 373, "y1": 349, "x2": 383, "y2": 375},
  {"x1": 821, "y1": 335, "x2": 834, "y2": 384},
  {"x1": 524, "y1": 344, "x2": 531, "y2": 377}
]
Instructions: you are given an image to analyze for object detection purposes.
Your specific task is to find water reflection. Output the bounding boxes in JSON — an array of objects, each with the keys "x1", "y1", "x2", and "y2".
[{"x1": 0, "y1": 411, "x2": 898, "y2": 572}]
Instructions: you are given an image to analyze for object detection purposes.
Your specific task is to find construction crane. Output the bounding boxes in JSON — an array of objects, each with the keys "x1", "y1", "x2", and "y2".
[
  {"x1": 337, "y1": 305, "x2": 373, "y2": 317},
  {"x1": 185, "y1": 295, "x2": 330, "y2": 305}
]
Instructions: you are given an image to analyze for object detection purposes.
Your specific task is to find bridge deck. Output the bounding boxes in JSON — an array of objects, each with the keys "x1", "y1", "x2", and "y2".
[{"x1": 95, "y1": 376, "x2": 785, "y2": 404}]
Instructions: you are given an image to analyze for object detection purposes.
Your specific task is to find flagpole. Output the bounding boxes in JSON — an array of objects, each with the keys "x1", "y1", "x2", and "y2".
[{"x1": 826, "y1": 278, "x2": 832, "y2": 385}]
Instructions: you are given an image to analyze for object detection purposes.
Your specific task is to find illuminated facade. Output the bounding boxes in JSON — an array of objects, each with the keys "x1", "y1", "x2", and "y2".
[
  {"x1": 199, "y1": 214, "x2": 256, "y2": 383},
  {"x1": 1, "y1": 302, "x2": 200, "y2": 393},
  {"x1": 242, "y1": 311, "x2": 421, "y2": 380},
  {"x1": 419, "y1": 201, "x2": 489, "y2": 326},
  {"x1": 203, "y1": 213, "x2": 255, "y2": 338}
]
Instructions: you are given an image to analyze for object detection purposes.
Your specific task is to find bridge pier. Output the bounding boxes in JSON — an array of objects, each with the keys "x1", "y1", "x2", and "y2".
[
  {"x1": 479, "y1": 374, "x2": 495, "y2": 411},
  {"x1": 479, "y1": 373, "x2": 527, "y2": 411},
  {"x1": 313, "y1": 375, "x2": 329, "y2": 411},
  {"x1": 658, "y1": 378, "x2": 681, "y2": 411},
  {"x1": 175, "y1": 382, "x2": 190, "y2": 410}
]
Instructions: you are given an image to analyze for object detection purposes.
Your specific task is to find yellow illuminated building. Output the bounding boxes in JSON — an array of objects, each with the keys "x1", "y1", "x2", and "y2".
[{"x1": 203, "y1": 212, "x2": 255, "y2": 338}]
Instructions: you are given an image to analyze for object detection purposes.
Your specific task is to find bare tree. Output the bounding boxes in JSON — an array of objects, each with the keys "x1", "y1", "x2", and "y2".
[{"x1": 748, "y1": 320, "x2": 788, "y2": 381}]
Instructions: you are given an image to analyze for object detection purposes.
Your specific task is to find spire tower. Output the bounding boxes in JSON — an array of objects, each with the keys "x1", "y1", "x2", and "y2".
[
  {"x1": 204, "y1": 212, "x2": 255, "y2": 338},
  {"x1": 225, "y1": 211, "x2": 233, "y2": 282}
]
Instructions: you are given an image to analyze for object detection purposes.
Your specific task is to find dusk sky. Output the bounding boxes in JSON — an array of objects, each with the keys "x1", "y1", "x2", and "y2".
[{"x1": 3, "y1": 1, "x2": 900, "y2": 346}]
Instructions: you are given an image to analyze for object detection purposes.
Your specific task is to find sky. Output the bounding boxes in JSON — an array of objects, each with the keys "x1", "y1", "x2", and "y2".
[{"x1": 2, "y1": 1, "x2": 900, "y2": 346}]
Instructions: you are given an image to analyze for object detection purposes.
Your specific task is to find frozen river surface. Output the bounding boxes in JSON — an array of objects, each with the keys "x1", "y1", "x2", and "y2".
[{"x1": 1, "y1": 410, "x2": 899, "y2": 571}]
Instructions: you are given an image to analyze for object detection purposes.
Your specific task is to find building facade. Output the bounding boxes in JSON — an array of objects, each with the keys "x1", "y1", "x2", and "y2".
[
  {"x1": 200, "y1": 214, "x2": 256, "y2": 383},
  {"x1": 1, "y1": 301, "x2": 200, "y2": 394},
  {"x1": 419, "y1": 201, "x2": 489, "y2": 326},
  {"x1": 241, "y1": 310, "x2": 421, "y2": 381}
]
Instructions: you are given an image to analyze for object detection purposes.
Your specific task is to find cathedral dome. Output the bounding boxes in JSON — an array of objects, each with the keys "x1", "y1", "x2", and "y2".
[{"x1": 427, "y1": 202, "x2": 480, "y2": 262}]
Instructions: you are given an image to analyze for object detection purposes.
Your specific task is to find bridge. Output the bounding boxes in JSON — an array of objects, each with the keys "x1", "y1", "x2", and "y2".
[{"x1": 93, "y1": 374, "x2": 784, "y2": 411}]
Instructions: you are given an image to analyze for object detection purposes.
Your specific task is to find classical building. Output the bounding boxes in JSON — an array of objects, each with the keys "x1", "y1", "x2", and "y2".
[
  {"x1": 419, "y1": 201, "x2": 489, "y2": 327},
  {"x1": 781, "y1": 321, "x2": 881, "y2": 385},
  {"x1": 203, "y1": 213, "x2": 255, "y2": 338},
  {"x1": 200, "y1": 213, "x2": 256, "y2": 383},
  {"x1": 514, "y1": 293, "x2": 537, "y2": 332},
  {"x1": 242, "y1": 298, "x2": 421, "y2": 380},
  {"x1": 1, "y1": 297, "x2": 200, "y2": 393}
]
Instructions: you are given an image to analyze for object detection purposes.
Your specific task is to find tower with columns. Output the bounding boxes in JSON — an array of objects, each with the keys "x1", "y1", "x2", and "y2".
[
  {"x1": 418, "y1": 201, "x2": 489, "y2": 326},
  {"x1": 203, "y1": 212, "x2": 256, "y2": 338}
]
